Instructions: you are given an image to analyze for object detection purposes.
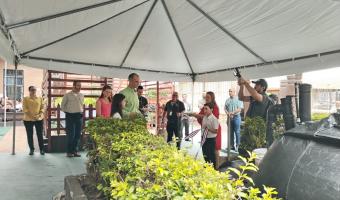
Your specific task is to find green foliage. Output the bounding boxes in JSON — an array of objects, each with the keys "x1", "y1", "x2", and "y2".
[
  {"x1": 84, "y1": 98, "x2": 97, "y2": 106},
  {"x1": 145, "y1": 89, "x2": 168, "y2": 99},
  {"x1": 312, "y1": 113, "x2": 330, "y2": 121},
  {"x1": 272, "y1": 116, "x2": 285, "y2": 140},
  {"x1": 240, "y1": 117, "x2": 266, "y2": 151},
  {"x1": 87, "y1": 118, "x2": 280, "y2": 200}
]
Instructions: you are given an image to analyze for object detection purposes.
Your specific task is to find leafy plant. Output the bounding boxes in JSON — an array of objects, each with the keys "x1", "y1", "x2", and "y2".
[
  {"x1": 272, "y1": 115, "x2": 285, "y2": 140},
  {"x1": 240, "y1": 117, "x2": 266, "y2": 152},
  {"x1": 145, "y1": 89, "x2": 168, "y2": 99},
  {"x1": 86, "y1": 117, "x2": 280, "y2": 200},
  {"x1": 312, "y1": 113, "x2": 330, "y2": 121}
]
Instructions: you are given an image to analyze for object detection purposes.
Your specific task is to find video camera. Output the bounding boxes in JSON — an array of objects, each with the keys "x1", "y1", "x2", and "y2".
[{"x1": 233, "y1": 67, "x2": 241, "y2": 78}]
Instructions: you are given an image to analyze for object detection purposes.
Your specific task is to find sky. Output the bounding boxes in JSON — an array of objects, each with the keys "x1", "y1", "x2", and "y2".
[{"x1": 266, "y1": 67, "x2": 340, "y2": 89}]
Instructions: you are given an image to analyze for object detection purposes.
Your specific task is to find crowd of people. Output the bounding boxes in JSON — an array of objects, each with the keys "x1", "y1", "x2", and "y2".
[{"x1": 22, "y1": 72, "x2": 272, "y2": 169}]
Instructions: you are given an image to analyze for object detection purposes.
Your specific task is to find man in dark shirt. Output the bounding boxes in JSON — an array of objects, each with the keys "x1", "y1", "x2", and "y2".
[
  {"x1": 137, "y1": 86, "x2": 148, "y2": 117},
  {"x1": 238, "y1": 78, "x2": 270, "y2": 119},
  {"x1": 162, "y1": 92, "x2": 185, "y2": 149}
]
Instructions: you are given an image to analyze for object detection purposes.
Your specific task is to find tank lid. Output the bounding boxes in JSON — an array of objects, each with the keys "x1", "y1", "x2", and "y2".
[{"x1": 286, "y1": 113, "x2": 340, "y2": 141}]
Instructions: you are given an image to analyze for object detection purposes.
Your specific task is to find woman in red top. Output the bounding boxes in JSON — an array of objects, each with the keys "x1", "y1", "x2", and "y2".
[
  {"x1": 192, "y1": 91, "x2": 222, "y2": 151},
  {"x1": 96, "y1": 85, "x2": 112, "y2": 118}
]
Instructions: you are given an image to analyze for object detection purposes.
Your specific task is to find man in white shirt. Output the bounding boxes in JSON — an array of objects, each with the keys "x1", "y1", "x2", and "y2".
[
  {"x1": 61, "y1": 80, "x2": 84, "y2": 157},
  {"x1": 181, "y1": 94, "x2": 192, "y2": 141},
  {"x1": 202, "y1": 103, "x2": 219, "y2": 169}
]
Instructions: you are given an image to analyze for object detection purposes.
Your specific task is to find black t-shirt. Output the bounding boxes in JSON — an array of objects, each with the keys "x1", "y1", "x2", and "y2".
[
  {"x1": 138, "y1": 96, "x2": 148, "y2": 115},
  {"x1": 246, "y1": 93, "x2": 270, "y2": 119},
  {"x1": 164, "y1": 100, "x2": 185, "y2": 124}
]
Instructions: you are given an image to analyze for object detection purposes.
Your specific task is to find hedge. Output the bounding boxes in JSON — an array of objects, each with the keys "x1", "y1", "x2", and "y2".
[{"x1": 87, "y1": 118, "x2": 280, "y2": 200}]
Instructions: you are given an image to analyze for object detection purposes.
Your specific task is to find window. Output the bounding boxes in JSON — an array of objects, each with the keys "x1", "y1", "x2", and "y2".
[{"x1": 3, "y1": 69, "x2": 24, "y2": 100}]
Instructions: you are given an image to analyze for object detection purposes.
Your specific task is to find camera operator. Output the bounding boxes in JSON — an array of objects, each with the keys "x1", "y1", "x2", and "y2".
[{"x1": 238, "y1": 77, "x2": 271, "y2": 120}]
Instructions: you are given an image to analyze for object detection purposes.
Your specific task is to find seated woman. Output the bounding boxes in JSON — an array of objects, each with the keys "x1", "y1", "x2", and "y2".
[
  {"x1": 111, "y1": 93, "x2": 126, "y2": 119},
  {"x1": 96, "y1": 85, "x2": 112, "y2": 118}
]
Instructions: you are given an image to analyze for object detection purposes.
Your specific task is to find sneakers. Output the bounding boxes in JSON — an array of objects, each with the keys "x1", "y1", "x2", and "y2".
[
  {"x1": 66, "y1": 153, "x2": 74, "y2": 157},
  {"x1": 29, "y1": 149, "x2": 34, "y2": 156},
  {"x1": 40, "y1": 150, "x2": 45, "y2": 155},
  {"x1": 73, "y1": 152, "x2": 81, "y2": 157},
  {"x1": 66, "y1": 152, "x2": 81, "y2": 157}
]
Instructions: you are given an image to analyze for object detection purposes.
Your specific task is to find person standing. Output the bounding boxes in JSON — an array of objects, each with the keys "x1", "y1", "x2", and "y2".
[
  {"x1": 23, "y1": 86, "x2": 45, "y2": 155},
  {"x1": 162, "y1": 92, "x2": 185, "y2": 149},
  {"x1": 202, "y1": 103, "x2": 219, "y2": 168},
  {"x1": 225, "y1": 88, "x2": 243, "y2": 151},
  {"x1": 198, "y1": 92, "x2": 206, "y2": 110},
  {"x1": 61, "y1": 80, "x2": 84, "y2": 157},
  {"x1": 119, "y1": 73, "x2": 141, "y2": 118},
  {"x1": 96, "y1": 85, "x2": 112, "y2": 118},
  {"x1": 238, "y1": 78, "x2": 270, "y2": 119},
  {"x1": 192, "y1": 91, "x2": 222, "y2": 151},
  {"x1": 111, "y1": 93, "x2": 126, "y2": 119},
  {"x1": 181, "y1": 94, "x2": 191, "y2": 141},
  {"x1": 137, "y1": 85, "x2": 148, "y2": 117}
]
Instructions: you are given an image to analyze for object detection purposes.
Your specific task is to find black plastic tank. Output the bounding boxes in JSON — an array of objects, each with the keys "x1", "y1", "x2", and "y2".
[
  {"x1": 254, "y1": 113, "x2": 340, "y2": 200},
  {"x1": 299, "y1": 84, "x2": 312, "y2": 122}
]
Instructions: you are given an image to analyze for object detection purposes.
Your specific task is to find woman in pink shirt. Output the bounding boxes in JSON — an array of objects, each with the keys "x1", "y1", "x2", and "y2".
[{"x1": 96, "y1": 85, "x2": 112, "y2": 118}]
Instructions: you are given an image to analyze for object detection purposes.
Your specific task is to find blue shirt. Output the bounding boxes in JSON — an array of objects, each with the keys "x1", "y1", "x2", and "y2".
[{"x1": 224, "y1": 97, "x2": 243, "y2": 116}]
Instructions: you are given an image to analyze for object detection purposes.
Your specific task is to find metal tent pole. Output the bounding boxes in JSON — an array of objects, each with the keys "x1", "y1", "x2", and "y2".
[
  {"x1": 4, "y1": 60, "x2": 7, "y2": 126},
  {"x1": 191, "y1": 81, "x2": 194, "y2": 133},
  {"x1": 11, "y1": 61, "x2": 18, "y2": 155}
]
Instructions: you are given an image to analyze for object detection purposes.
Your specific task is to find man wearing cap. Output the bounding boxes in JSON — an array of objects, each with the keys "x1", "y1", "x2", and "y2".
[{"x1": 238, "y1": 78, "x2": 270, "y2": 119}]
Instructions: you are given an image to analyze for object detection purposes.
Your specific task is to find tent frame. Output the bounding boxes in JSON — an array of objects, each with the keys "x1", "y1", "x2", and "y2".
[
  {"x1": 3, "y1": 0, "x2": 340, "y2": 82},
  {"x1": 6, "y1": 0, "x2": 124, "y2": 30}
]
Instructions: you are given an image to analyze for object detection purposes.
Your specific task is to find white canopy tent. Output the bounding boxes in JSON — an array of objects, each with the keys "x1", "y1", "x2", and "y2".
[{"x1": 1, "y1": 0, "x2": 340, "y2": 82}]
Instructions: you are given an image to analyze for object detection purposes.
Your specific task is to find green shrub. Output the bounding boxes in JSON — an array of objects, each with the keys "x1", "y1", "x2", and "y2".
[
  {"x1": 87, "y1": 118, "x2": 280, "y2": 200},
  {"x1": 311, "y1": 113, "x2": 330, "y2": 121},
  {"x1": 240, "y1": 117, "x2": 266, "y2": 151},
  {"x1": 272, "y1": 116, "x2": 285, "y2": 140}
]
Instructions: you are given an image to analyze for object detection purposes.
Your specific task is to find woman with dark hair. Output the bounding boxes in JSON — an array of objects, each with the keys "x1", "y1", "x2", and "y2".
[
  {"x1": 111, "y1": 93, "x2": 126, "y2": 119},
  {"x1": 96, "y1": 85, "x2": 112, "y2": 118},
  {"x1": 192, "y1": 91, "x2": 222, "y2": 167}
]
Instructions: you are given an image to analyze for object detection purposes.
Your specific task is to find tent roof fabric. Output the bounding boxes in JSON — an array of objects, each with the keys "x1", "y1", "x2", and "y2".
[{"x1": 1, "y1": 0, "x2": 340, "y2": 81}]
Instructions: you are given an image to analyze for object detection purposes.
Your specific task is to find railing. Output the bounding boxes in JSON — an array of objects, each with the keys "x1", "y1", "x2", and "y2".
[{"x1": 45, "y1": 104, "x2": 95, "y2": 151}]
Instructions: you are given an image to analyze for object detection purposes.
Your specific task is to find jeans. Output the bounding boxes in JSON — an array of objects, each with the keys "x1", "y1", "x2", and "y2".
[
  {"x1": 230, "y1": 115, "x2": 241, "y2": 149},
  {"x1": 181, "y1": 119, "x2": 189, "y2": 138},
  {"x1": 23, "y1": 120, "x2": 44, "y2": 151},
  {"x1": 167, "y1": 122, "x2": 182, "y2": 149},
  {"x1": 66, "y1": 113, "x2": 83, "y2": 153},
  {"x1": 202, "y1": 137, "x2": 216, "y2": 168}
]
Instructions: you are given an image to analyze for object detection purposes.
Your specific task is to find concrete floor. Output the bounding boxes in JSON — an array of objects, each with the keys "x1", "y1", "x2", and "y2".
[
  {"x1": 0, "y1": 152, "x2": 87, "y2": 200},
  {"x1": 0, "y1": 120, "x2": 231, "y2": 200}
]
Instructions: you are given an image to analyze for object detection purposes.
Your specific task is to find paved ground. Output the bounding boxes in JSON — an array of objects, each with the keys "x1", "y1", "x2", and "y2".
[
  {"x1": 0, "y1": 120, "x2": 231, "y2": 200},
  {"x1": 0, "y1": 152, "x2": 87, "y2": 200}
]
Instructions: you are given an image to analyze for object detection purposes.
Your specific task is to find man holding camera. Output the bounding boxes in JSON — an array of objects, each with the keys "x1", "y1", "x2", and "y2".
[{"x1": 238, "y1": 77, "x2": 271, "y2": 120}]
